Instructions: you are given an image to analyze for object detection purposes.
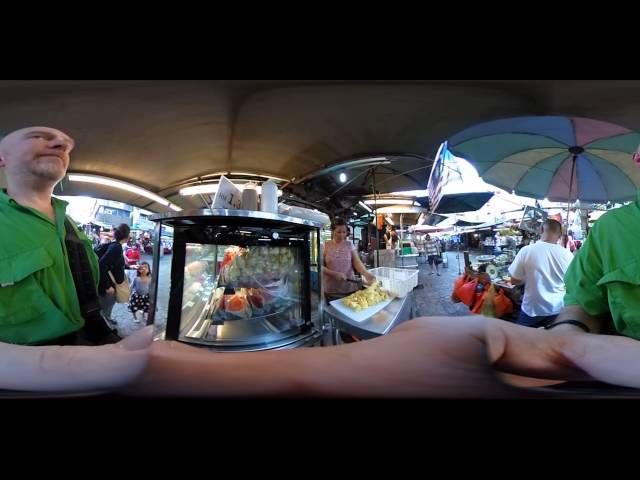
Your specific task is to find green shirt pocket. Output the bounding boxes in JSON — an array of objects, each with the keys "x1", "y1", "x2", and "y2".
[
  {"x1": 597, "y1": 260, "x2": 640, "y2": 340},
  {"x1": 0, "y1": 247, "x2": 54, "y2": 326}
]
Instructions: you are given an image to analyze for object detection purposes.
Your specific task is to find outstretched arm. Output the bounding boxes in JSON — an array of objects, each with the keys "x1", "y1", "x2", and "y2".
[
  {"x1": 0, "y1": 326, "x2": 152, "y2": 393},
  {"x1": 125, "y1": 316, "x2": 640, "y2": 398}
]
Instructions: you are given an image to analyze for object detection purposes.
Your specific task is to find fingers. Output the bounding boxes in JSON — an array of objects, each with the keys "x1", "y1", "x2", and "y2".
[{"x1": 485, "y1": 319, "x2": 592, "y2": 382}]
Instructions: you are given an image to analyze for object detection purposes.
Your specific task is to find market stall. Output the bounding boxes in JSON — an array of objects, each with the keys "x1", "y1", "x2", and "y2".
[
  {"x1": 148, "y1": 209, "x2": 326, "y2": 351},
  {"x1": 450, "y1": 220, "x2": 537, "y2": 321},
  {"x1": 323, "y1": 267, "x2": 418, "y2": 341}
]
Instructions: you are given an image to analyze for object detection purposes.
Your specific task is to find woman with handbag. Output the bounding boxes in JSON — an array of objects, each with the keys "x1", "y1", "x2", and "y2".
[{"x1": 97, "y1": 223, "x2": 131, "y2": 325}]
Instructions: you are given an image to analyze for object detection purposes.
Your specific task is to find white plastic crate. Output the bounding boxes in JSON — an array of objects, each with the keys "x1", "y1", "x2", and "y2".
[{"x1": 368, "y1": 267, "x2": 419, "y2": 298}]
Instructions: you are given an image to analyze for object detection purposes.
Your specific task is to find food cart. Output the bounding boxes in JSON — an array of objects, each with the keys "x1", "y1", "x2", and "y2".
[
  {"x1": 323, "y1": 267, "x2": 418, "y2": 342},
  {"x1": 148, "y1": 209, "x2": 326, "y2": 351}
]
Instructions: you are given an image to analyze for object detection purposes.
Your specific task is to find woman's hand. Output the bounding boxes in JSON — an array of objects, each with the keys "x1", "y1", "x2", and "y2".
[
  {"x1": 363, "y1": 272, "x2": 376, "y2": 284},
  {"x1": 334, "y1": 272, "x2": 347, "y2": 282},
  {"x1": 106, "y1": 287, "x2": 115, "y2": 295}
]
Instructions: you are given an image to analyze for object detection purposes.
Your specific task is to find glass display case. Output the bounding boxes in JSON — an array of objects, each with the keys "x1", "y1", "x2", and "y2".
[{"x1": 148, "y1": 209, "x2": 325, "y2": 351}]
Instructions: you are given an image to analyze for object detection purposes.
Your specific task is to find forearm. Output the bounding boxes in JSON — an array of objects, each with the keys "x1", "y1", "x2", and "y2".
[
  {"x1": 128, "y1": 341, "x2": 315, "y2": 396},
  {"x1": 0, "y1": 327, "x2": 152, "y2": 393},
  {"x1": 352, "y1": 256, "x2": 370, "y2": 277},
  {"x1": 128, "y1": 318, "x2": 516, "y2": 398},
  {"x1": 549, "y1": 304, "x2": 605, "y2": 334},
  {"x1": 561, "y1": 333, "x2": 640, "y2": 388}
]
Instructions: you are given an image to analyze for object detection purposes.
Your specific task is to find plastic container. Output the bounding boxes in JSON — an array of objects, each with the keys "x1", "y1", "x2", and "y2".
[
  {"x1": 260, "y1": 180, "x2": 278, "y2": 214},
  {"x1": 278, "y1": 203, "x2": 330, "y2": 226},
  {"x1": 241, "y1": 183, "x2": 258, "y2": 210},
  {"x1": 368, "y1": 267, "x2": 418, "y2": 298}
]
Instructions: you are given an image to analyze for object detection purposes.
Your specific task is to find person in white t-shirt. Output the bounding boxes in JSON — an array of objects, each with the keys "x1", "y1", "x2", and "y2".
[{"x1": 508, "y1": 219, "x2": 574, "y2": 328}]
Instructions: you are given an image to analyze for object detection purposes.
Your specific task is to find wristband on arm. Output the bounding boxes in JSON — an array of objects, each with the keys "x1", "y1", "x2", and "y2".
[{"x1": 545, "y1": 320, "x2": 591, "y2": 333}]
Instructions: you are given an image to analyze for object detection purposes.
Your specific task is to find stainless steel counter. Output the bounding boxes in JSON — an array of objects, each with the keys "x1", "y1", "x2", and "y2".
[{"x1": 323, "y1": 292, "x2": 414, "y2": 341}]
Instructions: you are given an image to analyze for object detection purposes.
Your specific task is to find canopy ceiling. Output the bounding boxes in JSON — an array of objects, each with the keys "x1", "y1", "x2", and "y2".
[{"x1": 1, "y1": 80, "x2": 639, "y2": 214}]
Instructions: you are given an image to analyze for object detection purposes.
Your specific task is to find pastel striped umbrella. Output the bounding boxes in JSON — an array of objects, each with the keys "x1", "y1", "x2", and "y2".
[{"x1": 448, "y1": 116, "x2": 640, "y2": 203}]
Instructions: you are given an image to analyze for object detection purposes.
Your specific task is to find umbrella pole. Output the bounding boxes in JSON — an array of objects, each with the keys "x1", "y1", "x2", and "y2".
[
  {"x1": 457, "y1": 228, "x2": 462, "y2": 275},
  {"x1": 565, "y1": 153, "x2": 578, "y2": 247},
  {"x1": 372, "y1": 166, "x2": 380, "y2": 267}
]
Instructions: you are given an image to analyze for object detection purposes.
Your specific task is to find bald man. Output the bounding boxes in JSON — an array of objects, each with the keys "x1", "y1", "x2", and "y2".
[{"x1": 0, "y1": 126, "x2": 117, "y2": 345}]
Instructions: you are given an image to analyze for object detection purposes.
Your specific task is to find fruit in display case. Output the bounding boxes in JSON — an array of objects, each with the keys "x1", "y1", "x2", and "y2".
[
  {"x1": 224, "y1": 293, "x2": 252, "y2": 319},
  {"x1": 209, "y1": 284, "x2": 295, "y2": 322},
  {"x1": 222, "y1": 246, "x2": 296, "y2": 287},
  {"x1": 221, "y1": 246, "x2": 240, "y2": 268},
  {"x1": 185, "y1": 260, "x2": 207, "y2": 278}
]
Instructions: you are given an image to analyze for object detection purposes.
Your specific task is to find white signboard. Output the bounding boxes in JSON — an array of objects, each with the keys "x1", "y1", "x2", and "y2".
[{"x1": 212, "y1": 176, "x2": 242, "y2": 210}]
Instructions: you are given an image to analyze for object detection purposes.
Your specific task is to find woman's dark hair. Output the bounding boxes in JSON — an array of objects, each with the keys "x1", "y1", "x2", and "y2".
[
  {"x1": 137, "y1": 261, "x2": 152, "y2": 277},
  {"x1": 113, "y1": 223, "x2": 130, "y2": 242},
  {"x1": 331, "y1": 217, "x2": 348, "y2": 231}
]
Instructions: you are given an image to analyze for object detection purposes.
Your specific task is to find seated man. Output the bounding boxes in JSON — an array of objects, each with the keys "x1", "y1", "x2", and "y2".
[{"x1": 548, "y1": 187, "x2": 640, "y2": 338}]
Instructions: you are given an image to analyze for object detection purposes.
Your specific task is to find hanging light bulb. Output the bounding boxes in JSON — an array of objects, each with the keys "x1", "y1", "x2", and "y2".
[{"x1": 339, "y1": 171, "x2": 347, "y2": 183}]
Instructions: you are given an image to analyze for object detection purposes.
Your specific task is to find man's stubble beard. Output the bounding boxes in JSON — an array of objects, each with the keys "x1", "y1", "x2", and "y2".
[{"x1": 28, "y1": 158, "x2": 67, "y2": 183}]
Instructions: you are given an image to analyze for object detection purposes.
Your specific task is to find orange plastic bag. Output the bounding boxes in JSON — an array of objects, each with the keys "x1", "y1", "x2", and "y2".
[
  {"x1": 480, "y1": 284, "x2": 497, "y2": 318},
  {"x1": 494, "y1": 288, "x2": 514, "y2": 318},
  {"x1": 451, "y1": 274, "x2": 468, "y2": 303},
  {"x1": 472, "y1": 284, "x2": 499, "y2": 316},
  {"x1": 457, "y1": 278, "x2": 478, "y2": 307},
  {"x1": 471, "y1": 289, "x2": 488, "y2": 314}
]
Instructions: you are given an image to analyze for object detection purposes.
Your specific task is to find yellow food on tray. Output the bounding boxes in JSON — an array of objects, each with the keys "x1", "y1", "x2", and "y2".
[{"x1": 342, "y1": 282, "x2": 390, "y2": 310}]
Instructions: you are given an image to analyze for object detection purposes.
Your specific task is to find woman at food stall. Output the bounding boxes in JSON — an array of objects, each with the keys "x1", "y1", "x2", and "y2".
[
  {"x1": 383, "y1": 225, "x2": 399, "y2": 250},
  {"x1": 322, "y1": 218, "x2": 375, "y2": 297}
]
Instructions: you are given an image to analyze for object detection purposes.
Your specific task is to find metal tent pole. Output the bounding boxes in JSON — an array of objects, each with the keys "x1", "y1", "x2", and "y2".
[
  {"x1": 372, "y1": 166, "x2": 380, "y2": 268},
  {"x1": 565, "y1": 149, "x2": 581, "y2": 247}
]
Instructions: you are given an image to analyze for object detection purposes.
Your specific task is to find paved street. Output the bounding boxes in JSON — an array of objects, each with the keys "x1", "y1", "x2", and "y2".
[{"x1": 110, "y1": 252, "x2": 171, "y2": 336}]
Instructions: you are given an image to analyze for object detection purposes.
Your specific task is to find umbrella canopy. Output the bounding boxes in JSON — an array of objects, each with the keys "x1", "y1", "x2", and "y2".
[
  {"x1": 448, "y1": 116, "x2": 640, "y2": 203},
  {"x1": 433, "y1": 192, "x2": 494, "y2": 214},
  {"x1": 454, "y1": 219, "x2": 484, "y2": 227},
  {"x1": 409, "y1": 224, "x2": 454, "y2": 234},
  {"x1": 455, "y1": 220, "x2": 508, "y2": 235},
  {"x1": 423, "y1": 212, "x2": 449, "y2": 226},
  {"x1": 372, "y1": 205, "x2": 427, "y2": 215}
]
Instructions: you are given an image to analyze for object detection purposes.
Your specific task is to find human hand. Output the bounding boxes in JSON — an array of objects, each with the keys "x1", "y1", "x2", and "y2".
[
  {"x1": 486, "y1": 319, "x2": 640, "y2": 389},
  {"x1": 106, "y1": 287, "x2": 115, "y2": 294}
]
